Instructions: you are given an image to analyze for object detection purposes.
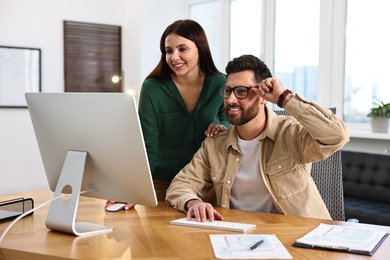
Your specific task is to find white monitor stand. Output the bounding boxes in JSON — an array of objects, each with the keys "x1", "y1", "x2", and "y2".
[{"x1": 46, "y1": 151, "x2": 113, "y2": 236}]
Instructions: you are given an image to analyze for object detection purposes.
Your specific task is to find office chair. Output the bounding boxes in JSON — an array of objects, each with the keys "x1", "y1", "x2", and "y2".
[{"x1": 274, "y1": 108, "x2": 345, "y2": 221}]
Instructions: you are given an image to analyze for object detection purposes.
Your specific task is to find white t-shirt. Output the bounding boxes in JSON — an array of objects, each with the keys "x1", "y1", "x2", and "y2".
[{"x1": 230, "y1": 135, "x2": 277, "y2": 213}]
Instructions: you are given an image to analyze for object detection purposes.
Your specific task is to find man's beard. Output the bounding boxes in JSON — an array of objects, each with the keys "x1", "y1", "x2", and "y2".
[{"x1": 225, "y1": 96, "x2": 260, "y2": 126}]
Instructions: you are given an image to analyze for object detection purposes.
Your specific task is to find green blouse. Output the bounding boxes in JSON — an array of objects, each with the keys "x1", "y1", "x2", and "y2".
[{"x1": 138, "y1": 73, "x2": 229, "y2": 182}]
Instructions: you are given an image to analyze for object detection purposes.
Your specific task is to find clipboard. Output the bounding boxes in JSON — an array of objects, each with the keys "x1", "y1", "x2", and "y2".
[
  {"x1": 293, "y1": 223, "x2": 389, "y2": 256},
  {"x1": 0, "y1": 197, "x2": 34, "y2": 222},
  {"x1": 294, "y1": 233, "x2": 389, "y2": 256}
]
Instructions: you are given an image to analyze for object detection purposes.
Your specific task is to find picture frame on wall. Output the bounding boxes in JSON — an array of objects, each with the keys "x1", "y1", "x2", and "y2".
[{"x1": 0, "y1": 46, "x2": 41, "y2": 108}]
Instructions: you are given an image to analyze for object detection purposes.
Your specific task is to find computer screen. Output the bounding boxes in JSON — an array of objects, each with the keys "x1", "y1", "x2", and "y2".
[{"x1": 25, "y1": 92, "x2": 157, "y2": 236}]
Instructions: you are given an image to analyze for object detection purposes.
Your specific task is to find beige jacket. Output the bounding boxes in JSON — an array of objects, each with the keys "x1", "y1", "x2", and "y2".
[{"x1": 166, "y1": 95, "x2": 350, "y2": 220}]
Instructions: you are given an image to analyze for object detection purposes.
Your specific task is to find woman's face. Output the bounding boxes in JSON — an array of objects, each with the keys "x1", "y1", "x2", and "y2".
[{"x1": 165, "y1": 33, "x2": 200, "y2": 77}]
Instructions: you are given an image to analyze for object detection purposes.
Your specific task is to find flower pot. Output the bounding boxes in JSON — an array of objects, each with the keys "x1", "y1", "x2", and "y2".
[{"x1": 370, "y1": 117, "x2": 389, "y2": 133}]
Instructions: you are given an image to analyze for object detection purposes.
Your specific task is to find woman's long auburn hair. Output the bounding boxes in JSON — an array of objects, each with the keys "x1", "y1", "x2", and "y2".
[{"x1": 146, "y1": 19, "x2": 220, "y2": 80}]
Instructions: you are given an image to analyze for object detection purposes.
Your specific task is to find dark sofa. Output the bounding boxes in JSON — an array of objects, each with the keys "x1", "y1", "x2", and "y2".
[{"x1": 342, "y1": 150, "x2": 390, "y2": 226}]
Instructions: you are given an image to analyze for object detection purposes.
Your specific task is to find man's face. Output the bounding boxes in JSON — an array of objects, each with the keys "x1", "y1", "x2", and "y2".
[{"x1": 224, "y1": 70, "x2": 261, "y2": 126}]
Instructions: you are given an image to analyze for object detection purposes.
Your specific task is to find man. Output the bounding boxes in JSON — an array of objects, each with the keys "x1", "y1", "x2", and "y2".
[{"x1": 166, "y1": 55, "x2": 349, "y2": 221}]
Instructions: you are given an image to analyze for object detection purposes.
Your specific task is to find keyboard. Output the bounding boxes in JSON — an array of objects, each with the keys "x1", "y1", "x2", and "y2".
[{"x1": 170, "y1": 218, "x2": 256, "y2": 233}]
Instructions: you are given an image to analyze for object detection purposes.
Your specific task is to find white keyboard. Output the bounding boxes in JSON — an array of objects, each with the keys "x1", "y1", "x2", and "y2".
[{"x1": 170, "y1": 218, "x2": 256, "y2": 233}]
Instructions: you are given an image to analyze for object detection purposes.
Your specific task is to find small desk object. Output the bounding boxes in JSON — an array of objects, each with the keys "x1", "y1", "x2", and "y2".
[{"x1": 1, "y1": 190, "x2": 390, "y2": 259}]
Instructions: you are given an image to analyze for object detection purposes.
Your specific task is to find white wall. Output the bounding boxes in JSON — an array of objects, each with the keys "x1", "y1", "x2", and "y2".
[
  {"x1": 122, "y1": 0, "x2": 186, "y2": 93},
  {"x1": 0, "y1": 0, "x2": 186, "y2": 194}
]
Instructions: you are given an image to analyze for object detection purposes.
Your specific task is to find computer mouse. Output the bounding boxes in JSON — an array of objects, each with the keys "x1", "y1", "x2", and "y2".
[{"x1": 105, "y1": 202, "x2": 127, "y2": 212}]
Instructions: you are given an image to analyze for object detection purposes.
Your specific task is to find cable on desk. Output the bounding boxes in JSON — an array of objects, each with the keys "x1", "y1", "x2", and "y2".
[{"x1": 0, "y1": 189, "x2": 93, "y2": 243}]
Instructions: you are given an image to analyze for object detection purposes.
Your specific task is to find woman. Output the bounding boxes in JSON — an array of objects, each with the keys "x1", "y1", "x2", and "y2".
[{"x1": 106, "y1": 19, "x2": 228, "y2": 210}]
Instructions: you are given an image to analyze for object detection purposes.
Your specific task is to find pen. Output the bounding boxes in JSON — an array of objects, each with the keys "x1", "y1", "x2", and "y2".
[{"x1": 250, "y1": 239, "x2": 264, "y2": 251}]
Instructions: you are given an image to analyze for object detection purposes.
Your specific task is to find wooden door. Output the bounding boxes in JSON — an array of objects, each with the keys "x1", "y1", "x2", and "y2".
[{"x1": 64, "y1": 21, "x2": 122, "y2": 92}]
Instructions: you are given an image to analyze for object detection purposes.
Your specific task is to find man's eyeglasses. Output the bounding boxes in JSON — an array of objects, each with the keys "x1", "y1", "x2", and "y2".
[{"x1": 219, "y1": 85, "x2": 259, "y2": 99}]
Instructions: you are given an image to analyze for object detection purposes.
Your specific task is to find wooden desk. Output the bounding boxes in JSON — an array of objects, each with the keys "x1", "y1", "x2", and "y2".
[{"x1": 0, "y1": 190, "x2": 389, "y2": 259}]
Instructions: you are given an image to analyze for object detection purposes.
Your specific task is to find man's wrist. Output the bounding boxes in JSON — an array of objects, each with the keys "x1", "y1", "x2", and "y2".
[
  {"x1": 185, "y1": 199, "x2": 200, "y2": 211},
  {"x1": 277, "y1": 89, "x2": 293, "y2": 108}
]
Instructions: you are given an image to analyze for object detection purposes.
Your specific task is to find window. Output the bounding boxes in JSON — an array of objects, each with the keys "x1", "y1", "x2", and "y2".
[
  {"x1": 344, "y1": 0, "x2": 390, "y2": 123},
  {"x1": 274, "y1": 0, "x2": 320, "y2": 102},
  {"x1": 230, "y1": 0, "x2": 262, "y2": 59},
  {"x1": 190, "y1": 0, "x2": 320, "y2": 103},
  {"x1": 188, "y1": 0, "x2": 390, "y2": 134}
]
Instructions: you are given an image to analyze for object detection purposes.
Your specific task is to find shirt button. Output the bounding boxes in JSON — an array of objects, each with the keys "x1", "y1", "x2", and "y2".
[
  {"x1": 278, "y1": 165, "x2": 282, "y2": 169},
  {"x1": 227, "y1": 180, "x2": 231, "y2": 184},
  {"x1": 213, "y1": 176, "x2": 217, "y2": 181},
  {"x1": 222, "y1": 204, "x2": 226, "y2": 208},
  {"x1": 236, "y1": 158, "x2": 240, "y2": 162}
]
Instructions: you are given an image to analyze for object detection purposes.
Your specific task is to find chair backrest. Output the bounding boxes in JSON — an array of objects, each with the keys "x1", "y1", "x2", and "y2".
[{"x1": 274, "y1": 108, "x2": 345, "y2": 221}]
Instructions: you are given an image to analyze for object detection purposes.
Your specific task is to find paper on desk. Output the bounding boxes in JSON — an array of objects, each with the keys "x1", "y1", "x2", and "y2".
[{"x1": 209, "y1": 234, "x2": 292, "y2": 259}]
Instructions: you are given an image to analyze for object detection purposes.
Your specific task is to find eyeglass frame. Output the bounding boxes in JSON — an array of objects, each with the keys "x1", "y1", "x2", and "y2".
[{"x1": 219, "y1": 85, "x2": 259, "y2": 99}]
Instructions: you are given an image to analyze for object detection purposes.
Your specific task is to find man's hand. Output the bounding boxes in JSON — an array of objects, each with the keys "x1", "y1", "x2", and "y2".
[
  {"x1": 204, "y1": 123, "x2": 226, "y2": 138},
  {"x1": 257, "y1": 77, "x2": 285, "y2": 104},
  {"x1": 186, "y1": 200, "x2": 224, "y2": 222}
]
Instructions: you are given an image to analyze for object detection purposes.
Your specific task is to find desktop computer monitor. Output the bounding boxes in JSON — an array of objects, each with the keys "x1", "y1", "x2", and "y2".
[{"x1": 25, "y1": 92, "x2": 158, "y2": 236}]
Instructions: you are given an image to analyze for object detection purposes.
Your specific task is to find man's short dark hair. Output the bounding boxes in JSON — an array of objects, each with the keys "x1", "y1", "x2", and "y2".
[{"x1": 225, "y1": 55, "x2": 272, "y2": 83}]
